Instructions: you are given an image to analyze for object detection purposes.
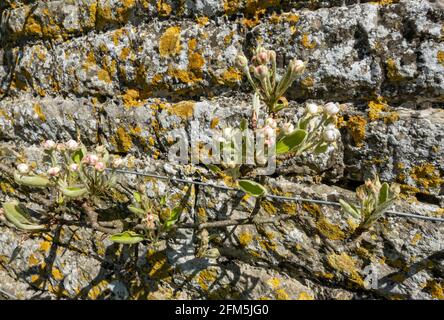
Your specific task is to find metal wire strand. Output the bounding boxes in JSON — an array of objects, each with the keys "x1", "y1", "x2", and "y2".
[{"x1": 110, "y1": 168, "x2": 444, "y2": 223}]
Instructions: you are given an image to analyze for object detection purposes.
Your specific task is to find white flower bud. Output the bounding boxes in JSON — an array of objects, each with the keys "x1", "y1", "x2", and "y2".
[
  {"x1": 282, "y1": 122, "x2": 294, "y2": 134},
  {"x1": 47, "y1": 167, "x2": 61, "y2": 177},
  {"x1": 289, "y1": 59, "x2": 305, "y2": 75},
  {"x1": 66, "y1": 139, "x2": 79, "y2": 150},
  {"x1": 306, "y1": 103, "x2": 319, "y2": 115},
  {"x1": 42, "y1": 140, "x2": 56, "y2": 150},
  {"x1": 17, "y1": 163, "x2": 30, "y2": 174},
  {"x1": 235, "y1": 54, "x2": 248, "y2": 69},
  {"x1": 69, "y1": 163, "x2": 79, "y2": 172},
  {"x1": 323, "y1": 129, "x2": 340, "y2": 142},
  {"x1": 112, "y1": 158, "x2": 123, "y2": 168},
  {"x1": 265, "y1": 117, "x2": 277, "y2": 129},
  {"x1": 324, "y1": 102, "x2": 340, "y2": 116}
]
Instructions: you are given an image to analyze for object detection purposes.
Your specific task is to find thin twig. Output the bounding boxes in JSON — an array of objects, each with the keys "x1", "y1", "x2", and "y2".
[{"x1": 109, "y1": 168, "x2": 444, "y2": 223}]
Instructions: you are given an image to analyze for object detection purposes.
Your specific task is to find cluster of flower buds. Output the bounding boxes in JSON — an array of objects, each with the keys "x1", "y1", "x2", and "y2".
[
  {"x1": 14, "y1": 140, "x2": 125, "y2": 200},
  {"x1": 236, "y1": 45, "x2": 306, "y2": 113}
]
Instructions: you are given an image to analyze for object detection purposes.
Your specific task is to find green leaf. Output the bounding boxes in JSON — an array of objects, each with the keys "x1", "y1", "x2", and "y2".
[
  {"x1": 164, "y1": 207, "x2": 183, "y2": 230},
  {"x1": 14, "y1": 172, "x2": 50, "y2": 188},
  {"x1": 314, "y1": 143, "x2": 329, "y2": 154},
  {"x1": 378, "y1": 182, "x2": 389, "y2": 205},
  {"x1": 109, "y1": 231, "x2": 145, "y2": 244},
  {"x1": 276, "y1": 129, "x2": 307, "y2": 154},
  {"x1": 238, "y1": 179, "x2": 267, "y2": 197},
  {"x1": 339, "y1": 199, "x2": 361, "y2": 220},
  {"x1": 2, "y1": 201, "x2": 45, "y2": 231},
  {"x1": 60, "y1": 186, "x2": 88, "y2": 198},
  {"x1": 71, "y1": 149, "x2": 84, "y2": 164},
  {"x1": 240, "y1": 118, "x2": 248, "y2": 131},
  {"x1": 133, "y1": 192, "x2": 142, "y2": 203},
  {"x1": 128, "y1": 205, "x2": 146, "y2": 218},
  {"x1": 160, "y1": 196, "x2": 167, "y2": 207},
  {"x1": 206, "y1": 164, "x2": 222, "y2": 174}
]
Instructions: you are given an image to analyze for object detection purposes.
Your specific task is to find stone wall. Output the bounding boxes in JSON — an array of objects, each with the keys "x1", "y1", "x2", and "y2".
[{"x1": 0, "y1": 0, "x2": 443, "y2": 300}]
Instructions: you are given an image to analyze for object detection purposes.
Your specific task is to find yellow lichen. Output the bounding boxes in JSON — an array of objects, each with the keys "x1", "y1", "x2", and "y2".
[
  {"x1": 327, "y1": 253, "x2": 364, "y2": 287},
  {"x1": 157, "y1": 0, "x2": 172, "y2": 17},
  {"x1": 409, "y1": 163, "x2": 443, "y2": 190},
  {"x1": 167, "y1": 101, "x2": 195, "y2": 119},
  {"x1": 438, "y1": 51, "x2": 444, "y2": 67},
  {"x1": 386, "y1": 58, "x2": 403, "y2": 82},
  {"x1": 223, "y1": 0, "x2": 240, "y2": 15},
  {"x1": 426, "y1": 281, "x2": 444, "y2": 300},
  {"x1": 275, "y1": 288, "x2": 289, "y2": 300},
  {"x1": 159, "y1": 26, "x2": 182, "y2": 57},
  {"x1": 28, "y1": 254, "x2": 40, "y2": 266},
  {"x1": 298, "y1": 292, "x2": 314, "y2": 300},
  {"x1": 220, "y1": 67, "x2": 243, "y2": 86},
  {"x1": 367, "y1": 96, "x2": 399, "y2": 124},
  {"x1": 316, "y1": 217, "x2": 346, "y2": 241},
  {"x1": 97, "y1": 69, "x2": 112, "y2": 83},
  {"x1": 197, "y1": 268, "x2": 218, "y2": 291},
  {"x1": 268, "y1": 277, "x2": 280, "y2": 288},
  {"x1": 301, "y1": 77, "x2": 314, "y2": 88},
  {"x1": 196, "y1": 16, "x2": 209, "y2": 26},
  {"x1": 33, "y1": 103, "x2": 46, "y2": 122},
  {"x1": 51, "y1": 268, "x2": 64, "y2": 281},
  {"x1": 301, "y1": 33, "x2": 316, "y2": 49},
  {"x1": 411, "y1": 233, "x2": 422, "y2": 245},
  {"x1": 115, "y1": 127, "x2": 133, "y2": 152},
  {"x1": 238, "y1": 231, "x2": 253, "y2": 247},
  {"x1": 122, "y1": 89, "x2": 144, "y2": 107},
  {"x1": 39, "y1": 241, "x2": 52, "y2": 252},
  {"x1": 347, "y1": 115, "x2": 367, "y2": 146}
]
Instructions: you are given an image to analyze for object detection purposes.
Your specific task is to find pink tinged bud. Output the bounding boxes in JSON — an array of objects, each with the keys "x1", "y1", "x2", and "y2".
[
  {"x1": 42, "y1": 140, "x2": 56, "y2": 150},
  {"x1": 147, "y1": 213, "x2": 154, "y2": 222},
  {"x1": 69, "y1": 163, "x2": 79, "y2": 172},
  {"x1": 324, "y1": 102, "x2": 340, "y2": 116},
  {"x1": 89, "y1": 154, "x2": 99, "y2": 165},
  {"x1": 257, "y1": 51, "x2": 269, "y2": 65},
  {"x1": 235, "y1": 54, "x2": 248, "y2": 69},
  {"x1": 254, "y1": 65, "x2": 269, "y2": 79},
  {"x1": 17, "y1": 163, "x2": 30, "y2": 174},
  {"x1": 47, "y1": 167, "x2": 61, "y2": 176},
  {"x1": 290, "y1": 59, "x2": 305, "y2": 75},
  {"x1": 306, "y1": 103, "x2": 319, "y2": 114},
  {"x1": 66, "y1": 139, "x2": 79, "y2": 150},
  {"x1": 94, "y1": 162, "x2": 105, "y2": 172}
]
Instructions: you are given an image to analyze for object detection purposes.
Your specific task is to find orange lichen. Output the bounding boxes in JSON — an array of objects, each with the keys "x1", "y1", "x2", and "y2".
[
  {"x1": 386, "y1": 58, "x2": 403, "y2": 82},
  {"x1": 33, "y1": 103, "x2": 46, "y2": 122},
  {"x1": 438, "y1": 51, "x2": 444, "y2": 67},
  {"x1": 347, "y1": 115, "x2": 367, "y2": 146},
  {"x1": 159, "y1": 26, "x2": 182, "y2": 57},
  {"x1": 327, "y1": 253, "x2": 364, "y2": 287},
  {"x1": 301, "y1": 77, "x2": 314, "y2": 88},
  {"x1": 220, "y1": 67, "x2": 242, "y2": 85},
  {"x1": 223, "y1": 0, "x2": 240, "y2": 15},
  {"x1": 238, "y1": 231, "x2": 253, "y2": 247},
  {"x1": 98, "y1": 69, "x2": 112, "y2": 83},
  {"x1": 196, "y1": 16, "x2": 209, "y2": 26},
  {"x1": 426, "y1": 281, "x2": 444, "y2": 300},
  {"x1": 301, "y1": 33, "x2": 316, "y2": 49},
  {"x1": 122, "y1": 89, "x2": 144, "y2": 107},
  {"x1": 368, "y1": 96, "x2": 399, "y2": 124},
  {"x1": 167, "y1": 101, "x2": 195, "y2": 119},
  {"x1": 409, "y1": 163, "x2": 443, "y2": 190},
  {"x1": 157, "y1": 0, "x2": 172, "y2": 17},
  {"x1": 115, "y1": 127, "x2": 133, "y2": 152}
]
